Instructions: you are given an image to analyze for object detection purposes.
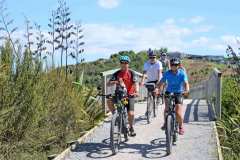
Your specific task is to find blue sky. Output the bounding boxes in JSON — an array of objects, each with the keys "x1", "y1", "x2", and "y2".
[{"x1": 3, "y1": 0, "x2": 240, "y2": 62}]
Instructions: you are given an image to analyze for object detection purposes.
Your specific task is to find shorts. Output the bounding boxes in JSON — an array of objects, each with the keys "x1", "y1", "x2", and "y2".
[
  {"x1": 145, "y1": 80, "x2": 158, "y2": 92},
  {"x1": 165, "y1": 91, "x2": 183, "y2": 105},
  {"x1": 112, "y1": 96, "x2": 135, "y2": 112}
]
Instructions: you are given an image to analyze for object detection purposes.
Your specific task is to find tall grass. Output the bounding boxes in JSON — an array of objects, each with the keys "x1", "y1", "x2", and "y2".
[
  {"x1": 217, "y1": 46, "x2": 240, "y2": 160},
  {"x1": 0, "y1": 41, "x2": 103, "y2": 160},
  {"x1": 217, "y1": 78, "x2": 240, "y2": 160}
]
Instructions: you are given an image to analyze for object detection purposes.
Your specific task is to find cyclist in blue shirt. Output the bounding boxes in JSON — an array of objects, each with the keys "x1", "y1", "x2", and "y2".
[{"x1": 156, "y1": 58, "x2": 190, "y2": 135}]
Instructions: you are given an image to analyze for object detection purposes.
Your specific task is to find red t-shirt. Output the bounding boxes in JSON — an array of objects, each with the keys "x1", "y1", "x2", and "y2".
[{"x1": 110, "y1": 69, "x2": 137, "y2": 95}]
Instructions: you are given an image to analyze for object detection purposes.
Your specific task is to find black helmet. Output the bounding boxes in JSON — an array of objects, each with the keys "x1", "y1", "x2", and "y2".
[
  {"x1": 170, "y1": 58, "x2": 180, "y2": 65},
  {"x1": 147, "y1": 48, "x2": 156, "y2": 57}
]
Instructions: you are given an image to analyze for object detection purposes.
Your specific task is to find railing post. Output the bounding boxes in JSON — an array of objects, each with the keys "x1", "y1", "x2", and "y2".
[
  {"x1": 216, "y1": 70, "x2": 222, "y2": 119},
  {"x1": 102, "y1": 75, "x2": 107, "y2": 115}
]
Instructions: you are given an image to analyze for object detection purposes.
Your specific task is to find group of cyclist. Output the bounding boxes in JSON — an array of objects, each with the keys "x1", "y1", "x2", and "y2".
[{"x1": 107, "y1": 48, "x2": 190, "y2": 137}]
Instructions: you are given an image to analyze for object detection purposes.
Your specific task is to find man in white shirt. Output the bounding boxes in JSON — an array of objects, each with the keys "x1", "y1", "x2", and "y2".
[
  {"x1": 140, "y1": 48, "x2": 163, "y2": 86},
  {"x1": 140, "y1": 48, "x2": 163, "y2": 117}
]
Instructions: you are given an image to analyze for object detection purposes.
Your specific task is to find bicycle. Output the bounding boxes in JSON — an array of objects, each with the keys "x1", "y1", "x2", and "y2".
[
  {"x1": 164, "y1": 92, "x2": 183, "y2": 155},
  {"x1": 145, "y1": 82, "x2": 157, "y2": 124},
  {"x1": 99, "y1": 86, "x2": 129, "y2": 155}
]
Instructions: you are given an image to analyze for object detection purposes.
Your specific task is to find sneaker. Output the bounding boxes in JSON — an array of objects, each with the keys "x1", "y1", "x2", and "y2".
[
  {"x1": 179, "y1": 127, "x2": 185, "y2": 135},
  {"x1": 145, "y1": 110, "x2": 152, "y2": 117},
  {"x1": 145, "y1": 111, "x2": 148, "y2": 117},
  {"x1": 129, "y1": 127, "x2": 136, "y2": 137}
]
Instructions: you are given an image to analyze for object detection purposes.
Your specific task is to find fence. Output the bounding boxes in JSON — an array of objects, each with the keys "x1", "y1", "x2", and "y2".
[
  {"x1": 101, "y1": 69, "x2": 147, "y2": 115},
  {"x1": 190, "y1": 68, "x2": 222, "y2": 119}
]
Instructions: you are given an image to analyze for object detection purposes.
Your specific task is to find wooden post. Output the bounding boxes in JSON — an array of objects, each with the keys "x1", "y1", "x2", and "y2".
[
  {"x1": 102, "y1": 75, "x2": 107, "y2": 115},
  {"x1": 216, "y1": 71, "x2": 222, "y2": 119}
]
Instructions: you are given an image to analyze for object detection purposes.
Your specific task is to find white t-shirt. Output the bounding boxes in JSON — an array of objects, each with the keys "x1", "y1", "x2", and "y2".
[{"x1": 143, "y1": 60, "x2": 163, "y2": 82}]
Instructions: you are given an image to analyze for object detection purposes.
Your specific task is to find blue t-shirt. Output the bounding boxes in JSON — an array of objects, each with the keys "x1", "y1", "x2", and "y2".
[{"x1": 160, "y1": 69, "x2": 188, "y2": 93}]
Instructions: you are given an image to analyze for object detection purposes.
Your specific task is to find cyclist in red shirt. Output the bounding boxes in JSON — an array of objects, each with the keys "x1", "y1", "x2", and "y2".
[{"x1": 107, "y1": 55, "x2": 139, "y2": 137}]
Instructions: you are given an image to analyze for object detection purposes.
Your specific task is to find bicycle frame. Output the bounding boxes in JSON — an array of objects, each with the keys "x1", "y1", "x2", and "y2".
[{"x1": 145, "y1": 83, "x2": 157, "y2": 123}]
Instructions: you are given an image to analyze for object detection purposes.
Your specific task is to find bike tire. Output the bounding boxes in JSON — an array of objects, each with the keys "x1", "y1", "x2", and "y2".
[
  {"x1": 153, "y1": 96, "x2": 157, "y2": 117},
  {"x1": 166, "y1": 115, "x2": 173, "y2": 155},
  {"x1": 146, "y1": 95, "x2": 152, "y2": 124},
  {"x1": 173, "y1": 121, "x2": 178, "y2": 143},
  {"x1": 110, "y1": 113, "x2": 121, "y2": 155},
  {"x1": 122, "y1": 111, "x2": 128, "y2": 142}
]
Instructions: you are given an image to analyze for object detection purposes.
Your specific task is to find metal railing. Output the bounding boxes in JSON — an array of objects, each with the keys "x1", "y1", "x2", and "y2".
[
  {"x1": 101, "y1": 69, "x2": 147, "y2": 114},
  {"x1": 190, "y1": 68, "x2": 222, "y2": 120}
]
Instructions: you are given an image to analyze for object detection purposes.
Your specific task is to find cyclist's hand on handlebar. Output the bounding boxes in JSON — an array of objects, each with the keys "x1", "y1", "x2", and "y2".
[
  {"x1": 131, "y1": 92, "x2": 139, "y2": 97},
  {"x1": 154, "y1": 88, "x2": 160, "y2": 95},
  {"x1": 139, "y1": 81, "x2": 144, "y2": 87},
  {"x1": 183, "y1": 91, "x2": 190, "y2": 98},
  {"x1": 119, "y1": 78, "x2": 126, "y2": 88}
]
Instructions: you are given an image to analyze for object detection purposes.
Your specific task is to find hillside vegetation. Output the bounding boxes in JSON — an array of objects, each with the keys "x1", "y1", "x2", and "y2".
[{"x1": 79, "y1": 51, "x2": 229, "y2": 86}]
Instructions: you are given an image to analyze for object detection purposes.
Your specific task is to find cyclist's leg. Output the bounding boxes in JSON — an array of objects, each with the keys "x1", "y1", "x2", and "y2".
[
  {"x1": 127, "y1": 97, "x2": 136, "y2": 136},
  {"x1": 162, "y1": 92, "x2": 170, "y2": 129},
  {"x1": 175, "y1": 95, "x2": 184, "y2": 133},
  {"x1": 107, "y1": 98, "x2": 115, "y2": 113},
  {"x1": 127, "y1": 97, "x2": 135, "y2": 128}
]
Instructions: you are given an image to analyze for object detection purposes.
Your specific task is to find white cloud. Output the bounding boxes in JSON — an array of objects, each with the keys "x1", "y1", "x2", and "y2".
[
  {"x1": 2, "y1": 17, "x2": 235, "y2": 62},
  {"x1": 179, "y1": 16, "x2": 205, "y2": 24},
  {"x1": 84, "y1": 22, "x2": 193, "y2": 55},
  {"x1": 194, "y1": 25, "x2": 214, "y2": 33},
  {"x1": 83, "y1": 21, "x2": 238, "y2": 57},
  {"x1": 98, "y1": 0, "x2": 120, "y2": 9},
  {"x1": 189, "y1": 16, "x2": 205, "y2": 24}
]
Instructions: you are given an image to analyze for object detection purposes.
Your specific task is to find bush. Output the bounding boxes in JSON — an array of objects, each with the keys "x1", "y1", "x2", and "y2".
[
  {"x1": 0, "y1": 42, "x2": 103, "y2": 159},
  {"x1": 217, "y1": 78, "x2": 240, "y2": 160}
]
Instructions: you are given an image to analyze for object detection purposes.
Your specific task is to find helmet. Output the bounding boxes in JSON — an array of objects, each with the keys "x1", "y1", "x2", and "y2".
[
  {"x1": 147, "y1": 48, "x2": 156, "y2": 57},
  {"x1": 162, "y1": 52, "x2": 167, "y2": 56},
  {"x1": 170, "y1": 58, "x2": 180, "y2": 65},
  {"x1": 119, "y1": 55, "x2": 130, "y2": 63}
]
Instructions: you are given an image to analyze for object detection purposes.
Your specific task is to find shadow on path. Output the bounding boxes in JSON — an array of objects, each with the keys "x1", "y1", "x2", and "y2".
[
  {"x1": 184, "y1": 99, "x2": 215, "y2": 123},
  {"x1": 71, "y1": 138, "x2": 168, "y2": 159}
]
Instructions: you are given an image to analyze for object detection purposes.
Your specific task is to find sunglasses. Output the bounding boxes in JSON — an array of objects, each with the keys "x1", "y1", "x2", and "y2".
[
  {"x1": 171, "y1": 64, "x2": 179, "y2": 66},
  {"x1": 120, "y1": 61, "x2": 129, "y2": 64},
  {"x1": 149, "y1": 56, "x2": 156, "y2": 59}
]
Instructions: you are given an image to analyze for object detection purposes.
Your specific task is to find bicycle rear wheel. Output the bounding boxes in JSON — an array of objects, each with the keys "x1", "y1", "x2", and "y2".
[
  {"x1": 146, "y1": 95, "x2": 153, "y2": 124},
  {"x1": 110, "y1": 113, "x2": 121, "y2": 155},
  {"x1": 153, "y1": 96, "x2": 157, "y2": 117},
  {"x1": 166, "y1": 115, "x2": 173, "y2": 155}
]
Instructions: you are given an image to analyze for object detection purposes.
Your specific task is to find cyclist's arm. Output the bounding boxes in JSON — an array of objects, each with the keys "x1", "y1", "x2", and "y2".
[
  {"x1": 134, "y1": 82, "x2": 139, "y2": 94},
  {"x1": 107, "y1": 71, "x2": 119, "y2": 86},
  {"x1": 140, "y1": 71, "x2": 147, "y2": 85},
  {"x1": 183, "y1": 72, "x2": 190, "y2": 95},
  {"x1": 158, "y1": 61, "x2": 163, "y2": 83},
  {"x1": 159, "y1": 82, "x2": 166, "y2": 92},
  {"x1": 184, "y1": 81, "x2": 190, "y2": 93},
  {"x1": 167, "y1": 60, "x2": 171, "y2": 70}
]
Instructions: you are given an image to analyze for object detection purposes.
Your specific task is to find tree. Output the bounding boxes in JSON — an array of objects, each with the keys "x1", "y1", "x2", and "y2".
[
  {"x1": 34, "y1": 23, "x2": 47, "y2": 68},
  {"x1": 47, "y1": 10, "x2": 57, "y2": 69},
  {"x1": 226, "y1": 45, "x2": 240, "y2": 84},
  {"x1": 55, "y1": 0, "x2": 74, "y2": 79},
  {"x1": 71, "y1": 22, "x2": 85, "y2": 81}
]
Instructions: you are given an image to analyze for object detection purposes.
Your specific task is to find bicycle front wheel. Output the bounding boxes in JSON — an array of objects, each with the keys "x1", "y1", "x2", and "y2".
[
  {"x1": 166, "y1": 115, "x2": 173, "y2": 155},
  {"x1": 110, "y1": 113, "x2": 121, "y2": 155}
]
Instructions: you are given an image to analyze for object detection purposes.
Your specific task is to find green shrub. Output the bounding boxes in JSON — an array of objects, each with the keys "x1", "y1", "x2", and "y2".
[{"x1": 217, "y1": 78, "x2": 240, "y2": 160}]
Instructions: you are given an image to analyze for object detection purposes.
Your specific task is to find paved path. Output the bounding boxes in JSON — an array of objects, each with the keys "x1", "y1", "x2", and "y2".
[{"x1": 57, "y1": 99, "x2": 219, "y2": 160}]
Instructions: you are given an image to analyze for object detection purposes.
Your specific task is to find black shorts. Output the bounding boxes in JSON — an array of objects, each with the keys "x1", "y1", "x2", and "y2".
[
  {"x1": 145, "y1": 80, "x2": 158, "y2": 92},
  {"x1": 113, "y1": 97, "x2": 135, "y2": 112},
  {"x1": 165, "y1": 91, "x2": 183, "y2": 105}
]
